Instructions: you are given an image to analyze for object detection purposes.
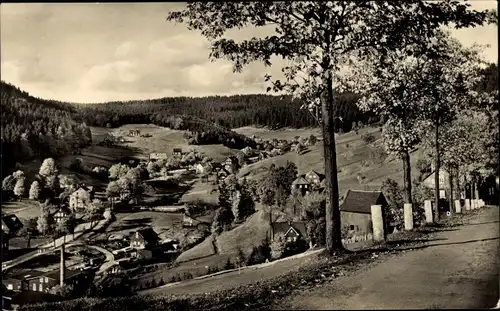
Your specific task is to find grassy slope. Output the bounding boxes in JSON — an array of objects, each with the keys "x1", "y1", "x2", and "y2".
[{"x1": 176, "y1": 126, "x2": 425, "y2": 265}]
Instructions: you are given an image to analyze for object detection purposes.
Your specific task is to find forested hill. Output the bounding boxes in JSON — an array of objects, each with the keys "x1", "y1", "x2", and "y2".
[
  {"x1": 1, "y1": 82, "x2": 92, "y2": 176},
  {"x1": 70, "y1": 92, "x2": 374, "y2": 131}
]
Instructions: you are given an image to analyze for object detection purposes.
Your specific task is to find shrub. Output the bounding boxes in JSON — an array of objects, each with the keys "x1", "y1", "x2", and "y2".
[
  {"x1": 270, "y1": 233, "x2": 287, "y2": 260},
  {"x1": 223, "y1": 258, "x2": 235, "y2": 270},
  {"x1": 182, "y1": 272, "x2": 193, "y2": 280},
  {"x1": 246, "y1": 238, "x2": 271, "y2": 266}
]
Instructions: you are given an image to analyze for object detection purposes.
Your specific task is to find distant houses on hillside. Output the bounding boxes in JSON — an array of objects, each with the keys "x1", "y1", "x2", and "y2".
[
  {"x1": 128, "y1": 129, "x2": 140, "y2": 137},
  {"x1": 291, "y1": 169, "x2": 326, "y2": 195},
  {"x1": 149, "y1": 153, "x2": 168, "y2": 161}
]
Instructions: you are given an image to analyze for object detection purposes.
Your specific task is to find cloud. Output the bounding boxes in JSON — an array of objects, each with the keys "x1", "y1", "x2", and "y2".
[{"x1": 114, "y1": 41, "x2": 137, "y2": 59}]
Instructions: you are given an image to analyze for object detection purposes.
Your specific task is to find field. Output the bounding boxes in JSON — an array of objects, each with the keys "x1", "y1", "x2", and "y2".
[
  {"x1": 103, "y1": 211, "x2": 184, "y2": 241},
  {"x1": 234, "y1": 126, "x2": 322, "y2": 141},
  {"x1": 2, "y1": 200, "x2": 42, "y2": 220},
  {"x1": 237, "y1": 126, "x2": 424, "y2": 197},
  {"x1": 109, "y1": 124, "x2": 240, "y2": 162}
]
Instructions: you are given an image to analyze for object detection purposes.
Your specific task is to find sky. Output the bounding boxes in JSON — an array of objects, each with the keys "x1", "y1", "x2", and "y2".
[{"x1": 1, "y1": 2, "x2": 498, "y2": 103}]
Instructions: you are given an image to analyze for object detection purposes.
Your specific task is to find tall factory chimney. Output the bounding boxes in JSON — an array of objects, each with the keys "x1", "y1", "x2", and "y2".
[{"x1": 60, "y1": 244, "x2": 66, "y2": 287}]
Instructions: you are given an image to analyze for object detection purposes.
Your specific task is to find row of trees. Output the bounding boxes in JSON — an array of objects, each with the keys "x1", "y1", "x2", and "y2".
[{"x1": 168, "y1": 1, "x2": 497, "y2": 254}]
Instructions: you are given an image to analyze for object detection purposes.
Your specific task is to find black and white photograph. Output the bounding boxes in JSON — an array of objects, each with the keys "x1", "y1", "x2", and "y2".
[{"x1": 1, "y1": 2, "x2": 499, "y2": 310}]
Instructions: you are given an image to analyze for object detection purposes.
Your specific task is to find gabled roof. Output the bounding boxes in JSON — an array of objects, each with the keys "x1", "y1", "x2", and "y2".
[
  {"x1": 49, "y1": 205, "x2": 71, "y2": 216},
  {"x1": 272, "y1": 221, "x2": 307, "y2": 238},
  {"x1": 307, "y1": 169, "x2": 325, "y2": 181},
  {"x1": 340, "y1": 190, "x2": 388, "y2": 214},
  {"x1": 8, "y1": 269, "x2": 45, "y2": 281},
  {"x1": 292, "y1": 177, "x2": 310, "y2": 186},
  {"x1": 2, "y1": 214, "x2": 23, "y2": 235},
  {"x1": 131, "y1": 227, "x2": 159, "y2": 243}
]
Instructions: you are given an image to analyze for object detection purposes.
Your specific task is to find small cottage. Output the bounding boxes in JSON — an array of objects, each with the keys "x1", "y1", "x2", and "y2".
[
  {"x1": 305, "y1": 170, "x2": 325, "y2": 186},
  {"x1": 69, "y1": 186, "x2": 94, "y2": 211},
  {"x1": 172, "y1": 148, "x2": 183, "y2": 157},
  {"x1": 421, "y1": 169, "x2": 450, "y2": 199},
  {"x1": 128, "y1": 129, "x2": 141, "y2": 137},
  {"x1": 292, "y1": 177, "x2": 311, "y2": 195},
  {"x1": 340, "y1": 190, "x2": 389, "y2": 238},
  {"x1": 130, "y1": 228, "x2": 159, "y2": 250},
  {"x1": 271, "y1": 221, "x2": 307, "y2": 243},
  {"x1": 49, "y1": 206, "x2": 71, "y2": 224},
  {"x1": 224, "y1": 156, "x2": 239, "y2": 174}
]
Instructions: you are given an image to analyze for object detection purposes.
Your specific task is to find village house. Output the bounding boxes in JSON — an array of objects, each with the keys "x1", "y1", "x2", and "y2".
[
  {"x1": 421, "y1": 168, "x2": 450, "y2": 200},
  {"x1": 69, "y1": 185, "x2": 94, "y2": 211},
  {"x1": 270, "y1": 221, "x2": 307, "y2": 243},
  {"x1": 128, "y1": 129, "x2": 140, "y2": 137},
  {"x1": 149, "y1": 153, "x2": 168, "y2": 161},
  {"x1": 25, "y1": 269, "x2": 89, "y2": 293},
  {"x1": 172, "y1": 148, "x2": 183, "y2": 158},
  {"x1": 241, "y1": 146, "x2": 254, "y2": 156},
  {"x1": 292, "y1": 177, "x2": 311, "y2": 196},
  {"x1": 182, "y1": 214, "x2": 211, "y2": 232},
  {"x1": 224, "y1": 156, "x2": 240, "y2": 174},
  {"x1": 130, "y1": 228, "x2": 159, "y2": 250},
  {"x1": 2, "y1": 270, "x2": 44, "y2": 292},
  {"x1": 305, "y1": 170, "x2": 325, "y2": 187},
  {"x1": 49, "y1": 206, "x2": 71, "y2": 224},
  {"x1": 340, "y1": 190, "x2": 389, "y2": 238}
]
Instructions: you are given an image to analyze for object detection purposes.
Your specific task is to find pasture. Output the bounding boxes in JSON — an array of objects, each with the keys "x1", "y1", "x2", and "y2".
[{"x1": 108, "y1": 124, "x2": 240, "y2": 162}]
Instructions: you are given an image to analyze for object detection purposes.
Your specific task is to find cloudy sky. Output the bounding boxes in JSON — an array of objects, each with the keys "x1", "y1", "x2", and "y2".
[{"x1": 1, "y1": 2, "x2": 497, "y2": 103}]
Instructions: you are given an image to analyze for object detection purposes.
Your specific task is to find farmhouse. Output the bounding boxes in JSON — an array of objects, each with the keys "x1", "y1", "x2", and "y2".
[
  {"x1": 292, "y1": 177, "x2": 311, "y2": 195},
  {"x1": 224, "y1": 156, "x2": 240, "y2": 174},
  {"x1": 25, "y1": 269, "x2": 90, "y2": 293},
  {"x1": 49, "y1": 206, "x2": 71, "y2": 224},
  {"x1": 271, "y1": 221, "x2": 307, "y2": 242},
  {"x1": 2, "y1": 270, "x2": 44, "y2": 292},
  {"x1": 1, "y1": 214, "x2": 23, "y2": 237},
  {"x1": 130, "y1": 228, "x2": 159, "y2": 250},
  {"x1": 421, "y1": 169, "x2": 450, "y2": 199},
  {"x1": 128, "y1": 129, "x2": 141, "y2": 137},
  {"x1": 340, "y1": 190, "x2": 389, "y2": 238},
  {"x1": 69, "y1": 185, "x2": 94, "y2": 211},
  {"x1": 149, "y1": 153, "x2": 168, "y2": 161},
  {"x1": 305, "y1": 170, "x2": 325, "y2": 186},
  {"x1": 172, "y1": 148, "x2": 183, "y2": 157}
]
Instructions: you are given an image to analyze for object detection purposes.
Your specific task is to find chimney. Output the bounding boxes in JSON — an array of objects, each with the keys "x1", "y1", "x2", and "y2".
[{"x1": 60, "y1": 244, "x2": 65, "y2": 287}]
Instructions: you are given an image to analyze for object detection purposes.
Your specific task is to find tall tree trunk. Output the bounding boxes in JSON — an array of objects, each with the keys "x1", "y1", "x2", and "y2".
[
  {"x1": 322, "y1": 76, "x2": 343, "y2": 254},
  {"x1": 434, "y1": 115, "x2": 440, "y2": 222},
  {"x1": 448, "y1": 168, "x2": 454, "y2": 215},
  {"x1": 402, "y1": 150, "x2": 413, "y2": 204},
  {"x1": 27, "y1": 234, "x2": 31, "y2": 249}
]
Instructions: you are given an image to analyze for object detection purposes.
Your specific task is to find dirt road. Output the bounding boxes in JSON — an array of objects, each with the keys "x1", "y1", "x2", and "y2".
[{"x1": 276, "y1": 207, "x2": 499, "y2": 309}]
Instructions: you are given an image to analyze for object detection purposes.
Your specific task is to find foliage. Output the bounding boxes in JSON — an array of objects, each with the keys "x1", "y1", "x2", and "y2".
[
  {"x1": 106, "y1": 181, "x2": 122, "y2": 199},
  {"x1": 260, "y1": 162, "x2": 297, "y2": 211},
  {"x1": 381, "y1": 178, "x2": 404, "y2": 211},
  {"x1": 361, "y1": 133, "x2": 376, "y2": 144},
  {"x1": 270, "y1": 233, "x2": 287, "y2": 260},
  {"x1": 302, "y1": 192, "x2": 327, "y2": 246},
  {"x1": 185, "y1": 200, "x2": 218, "y2": 217},
  {"x1": 39, "y1": 158, "x2": 59, "y2": 178},
  {"x1": 223, "y1": 258, "x2": 235, "y2": 270},
  {"x1": 212, "y1": 183, "x2": 234, "y2": 234},
  {"x1": 109, "y1": 164, "x2": 131, "y2": 180},
  {"x1": 13, "y1": 176, "x2": 26, "y2": 198},
  {"x1": 308, "y1": 135, "x2": 317, "y2": 146},
  {"x1": 246, "y1": 238, "x2": 271, "y2": 266},
  {"x1": 37, "y1": 205, "x2": 54, "y2": 236},
  {"x1": 2, "y1": 175, "x2": 16, "y2": 192},
  {"x1": 231, "y1": 178, "x2": 256, "y2": 224}
]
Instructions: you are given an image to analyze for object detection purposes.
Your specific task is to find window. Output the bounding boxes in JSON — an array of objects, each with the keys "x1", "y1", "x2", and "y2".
[
  {"x1": 349, "y1": 225, "x2": 355, "y2": 230},
  {"x1": 7, "y1": 284, "x2": 13, "y2": 290},
  {"x1": 33, "y1": 283, "x2": 36, "y2": 291},
  {"x1": 45, "y1": 277, "x2": 48, "y2": 283},
  {"x1": 40, "y1": 277, "x2": 43, "y2": 283},
  {"x1": 39, "y1": 284, "x2": 43, "y2": 292}
]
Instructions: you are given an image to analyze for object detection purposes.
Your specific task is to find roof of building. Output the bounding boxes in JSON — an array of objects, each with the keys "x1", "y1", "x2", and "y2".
[
  {"x1": 131, "y1": 227, "x2": 159, "y2": 243},
  {"x1": 340, "y1": 190, "x2": 388, "y2": 214},
  {"x1": 272, "y1": 221, "x2": 307, "y2": 238},
  {"x1": 292, "y1": 177, "x2": 310, "y2": 186},
  {"x1": 2, "y1": 214, "x2": 23, "y2": 235},
  {"x1": 41, "y1": 269, "x2": 84, "y2": 282},
  {"x1": 307, "y1": 169, "x2": 325, "y2": 181},
  {"x1": 8, "y1": 269, "x2": 45, "y2": 281},
  {"x1": 49, "y1": 205, "x2": 72, "y2": 216}
]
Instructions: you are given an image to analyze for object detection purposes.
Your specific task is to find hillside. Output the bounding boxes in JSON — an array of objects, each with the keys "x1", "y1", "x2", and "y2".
[
  {"x1": 176, "y1": 125, "x2": 425, "y2": 266},
  {"x1": 0, "y1": 82, "x2": 92, "y2": 177}
]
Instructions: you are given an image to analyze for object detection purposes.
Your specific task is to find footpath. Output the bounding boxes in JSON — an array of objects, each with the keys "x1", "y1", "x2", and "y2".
[{"x1": 276, "y1": 206, "x2": 499, "y2": 309}]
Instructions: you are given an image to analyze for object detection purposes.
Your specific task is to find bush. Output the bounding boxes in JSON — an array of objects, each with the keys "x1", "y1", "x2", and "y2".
[
  {"x1": 270, "y1": 233, "x2": 287, "y2": 260},
  {"x1": 246, "y1": 238, "x2": 271, "y2": 266},
  {"x1": 223, "y1": 258, "x2": 235, "y2": 270}
]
